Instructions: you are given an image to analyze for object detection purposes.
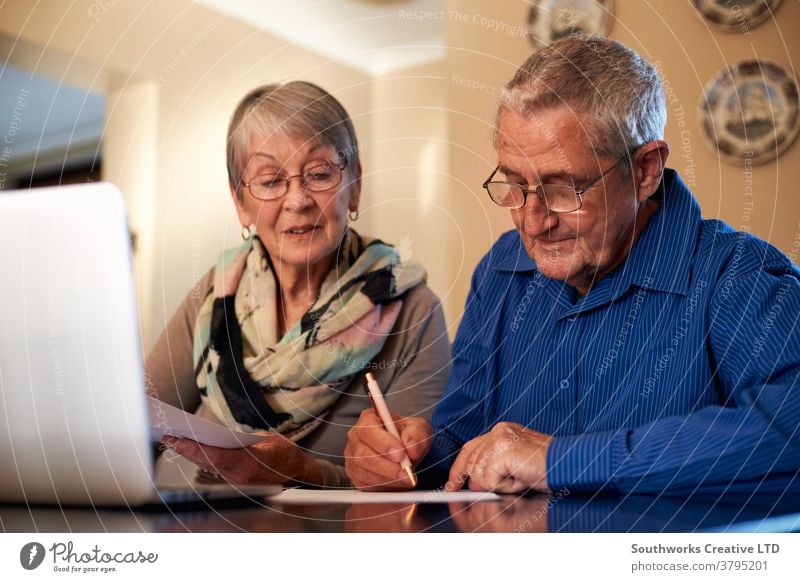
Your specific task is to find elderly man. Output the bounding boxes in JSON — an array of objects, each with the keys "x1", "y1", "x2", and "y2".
[{"x1": 345, "y1": 35, "x2": 800, "y2": 495}]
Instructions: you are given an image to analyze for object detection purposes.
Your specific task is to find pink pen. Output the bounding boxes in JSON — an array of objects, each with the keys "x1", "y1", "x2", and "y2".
[{"x1": 364, "y1": 372, "x2": 417, "y2": 487}]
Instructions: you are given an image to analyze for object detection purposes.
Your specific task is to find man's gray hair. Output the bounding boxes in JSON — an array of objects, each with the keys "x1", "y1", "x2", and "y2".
[
  {"x1": 227, "y1": 81, "x2": 360, "y2": 198},
  {"x1": 497, "y1": 35, "x2": 666, "y2": 163}
]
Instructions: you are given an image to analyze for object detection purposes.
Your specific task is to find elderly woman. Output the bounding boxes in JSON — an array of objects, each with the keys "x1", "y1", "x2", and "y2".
[{"x1": 147, "y1": 81, "x2": 450, "y2": 488}]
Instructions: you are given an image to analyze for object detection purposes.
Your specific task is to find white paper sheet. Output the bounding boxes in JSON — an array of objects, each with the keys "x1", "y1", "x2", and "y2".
[
  {"x1": 148, "y1": 397, "x2": 269, "y2": 449},
  {"x1": 271, "y1": 488, "x2": 502, "y2": 505}
]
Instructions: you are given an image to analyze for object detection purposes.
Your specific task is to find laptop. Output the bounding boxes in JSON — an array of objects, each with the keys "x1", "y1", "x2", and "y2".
[{"x1": 0, "y1": 183, "x2": 281, "y2": 509}]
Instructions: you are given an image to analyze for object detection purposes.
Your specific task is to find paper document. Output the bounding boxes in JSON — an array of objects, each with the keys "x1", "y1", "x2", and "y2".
[
  {"x1": 271, "y1": 488, "x2": 502, "y2": 505},
  {"x1": 148, "y1": 397, "x2": 268, "y2": 449}
]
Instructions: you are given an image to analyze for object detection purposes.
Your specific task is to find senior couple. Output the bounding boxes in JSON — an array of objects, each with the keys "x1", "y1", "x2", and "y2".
[{"x1": 153, "y1": 36, "x2": 800, "y2": 495}]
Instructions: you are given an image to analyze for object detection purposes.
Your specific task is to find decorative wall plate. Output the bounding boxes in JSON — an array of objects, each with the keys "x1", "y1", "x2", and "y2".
[
  {"x1": 699, "y1": 59, "x2": 800, "y2": 165},
  {"x1": 527, "y1": 0, "x2": 614, "y2": 50},
  {"x1": 691, "y1": 0, "x2": 782, "y2": 33}
]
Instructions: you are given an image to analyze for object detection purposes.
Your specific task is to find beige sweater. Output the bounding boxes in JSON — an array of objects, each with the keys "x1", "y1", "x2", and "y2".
[{"x1": 145, "y1": 268, "x2": 452, "y2": 488}]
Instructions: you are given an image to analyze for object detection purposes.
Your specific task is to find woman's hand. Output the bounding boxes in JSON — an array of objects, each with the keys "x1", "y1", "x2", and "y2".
[
  {"x1": 344, "y1": 408, "x2": 433, "y2": 491},
  {"x1": 161, "y1": 433, "x2": 322, "y2": 487}
]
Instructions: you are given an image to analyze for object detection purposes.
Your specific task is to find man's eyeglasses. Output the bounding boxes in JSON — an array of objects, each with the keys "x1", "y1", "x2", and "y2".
[
  {"x1": 482, "y1": 151, "x2": 632, "y2": 213},
  {"x1": 242, "y1": 159, "x2": 348, "y2": 201}
]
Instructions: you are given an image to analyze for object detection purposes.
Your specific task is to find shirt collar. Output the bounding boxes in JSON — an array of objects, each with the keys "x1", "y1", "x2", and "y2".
[
  {"x1": 606, "y1": 168, "x2": 700, "y2": 297},
  {"x1": 489, "y1": 169, "x2": 701, "y2": 297},
  {"x1": 486, "y1": 235, "x2": 537, "y2": 272}
]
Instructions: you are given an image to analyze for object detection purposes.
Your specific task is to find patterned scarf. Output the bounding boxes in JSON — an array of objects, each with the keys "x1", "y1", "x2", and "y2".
[{"x1": 192, "y1": 229, "x2": 425, "y2": 441}]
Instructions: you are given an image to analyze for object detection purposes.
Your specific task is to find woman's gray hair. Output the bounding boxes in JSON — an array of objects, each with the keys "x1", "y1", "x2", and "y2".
[
  {"x1": 226, "y1": 81, "x2": 360, "y2": 198},
  {"x1": 497, "y1": 35, "x2": 666, "y2": 165}
]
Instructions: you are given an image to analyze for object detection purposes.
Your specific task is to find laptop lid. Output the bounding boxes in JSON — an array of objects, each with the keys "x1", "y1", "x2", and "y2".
[{"x1": 0, "y1": 183, "x2": 157, "y2": 506}]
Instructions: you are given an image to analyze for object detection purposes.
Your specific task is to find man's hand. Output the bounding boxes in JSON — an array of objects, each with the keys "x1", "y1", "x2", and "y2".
[
  {"x1": 448, "y1": 494, "x2": 551, "y2": 533},
  {"x1": 445, "y1": 422, "x2": 552, "y2": 494},
  {"x1": 161, "y1": 433, "x2": 322, "y2": 487},
  {"x1": 345, "y1": 409, "x2": 432, "y2": 491}
]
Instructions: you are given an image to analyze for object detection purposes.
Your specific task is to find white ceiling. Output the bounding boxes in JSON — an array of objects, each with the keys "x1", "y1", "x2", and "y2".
[{"x1": 194, "y1": 0, "x2": 443, "y2": 76}]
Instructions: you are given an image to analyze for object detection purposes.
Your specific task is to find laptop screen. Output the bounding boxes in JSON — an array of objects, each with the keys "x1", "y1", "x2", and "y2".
[{"x1": 0, "y1": 183, "x2": 156, "y2": 506}]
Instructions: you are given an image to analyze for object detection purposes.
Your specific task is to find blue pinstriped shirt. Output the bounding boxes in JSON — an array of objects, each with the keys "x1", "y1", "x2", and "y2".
[{"x1": 426, "y1": 169, "x2": 800, "y2": 494}]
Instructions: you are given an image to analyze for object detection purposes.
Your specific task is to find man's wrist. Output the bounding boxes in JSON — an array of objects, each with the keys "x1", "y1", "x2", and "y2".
[{"x1": 546, "y1": 430, "x2": 624, "y2": 493}]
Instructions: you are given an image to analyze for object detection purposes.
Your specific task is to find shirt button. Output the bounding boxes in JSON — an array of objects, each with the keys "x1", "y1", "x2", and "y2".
[{"x1": 559, "y1": 379, "x2": 570, "y2": 389}]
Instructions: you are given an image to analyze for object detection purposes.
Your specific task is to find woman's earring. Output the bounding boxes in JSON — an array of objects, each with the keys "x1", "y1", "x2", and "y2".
[
  {"x1": 241, "y1": 224, "x2": 256, "y2": 240},
  {"x1": 348, "y1": 209, "x2": 359, "y2": 222}
]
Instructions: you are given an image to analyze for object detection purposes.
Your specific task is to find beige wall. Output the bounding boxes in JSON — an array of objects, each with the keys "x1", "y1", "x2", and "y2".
[
  {"x1": 363, "y1": 61, "x2": 456, "y2": 333},
  {"x1": 442, "y1": 0, "x2": 800, "y2": 327},
  {"x1": 104, "y1": 81, "x2": 159, "y2": 343}
]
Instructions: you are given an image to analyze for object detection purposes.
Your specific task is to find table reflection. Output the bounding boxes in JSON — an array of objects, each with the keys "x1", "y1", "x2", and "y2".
[
  {"x1": 344, "y1": 503, "x2": 426, "y2": 532},
  {"x1": 3, "y1": 478, "x2": 799, "y2": 533}
]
